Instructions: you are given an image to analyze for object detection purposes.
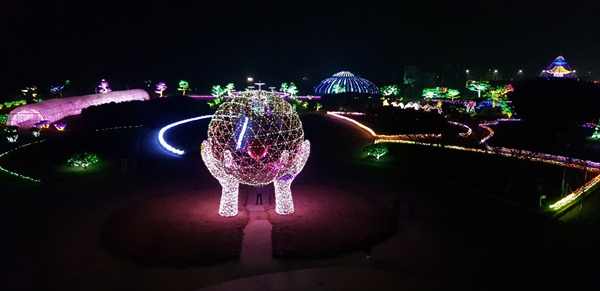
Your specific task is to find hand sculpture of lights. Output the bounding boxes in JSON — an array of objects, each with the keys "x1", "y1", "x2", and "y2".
[{"x1": 201, "y1": 90, "x2": 310, "y2": 217}]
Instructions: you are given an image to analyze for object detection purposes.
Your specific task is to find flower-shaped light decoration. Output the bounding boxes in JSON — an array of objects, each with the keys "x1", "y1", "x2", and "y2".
[
  {"x1": 202, "y1": 90, "x2": 310, "y2": 217},
  {"x1": 98, "y1": 81, "x2": 111, "y2": 93}
]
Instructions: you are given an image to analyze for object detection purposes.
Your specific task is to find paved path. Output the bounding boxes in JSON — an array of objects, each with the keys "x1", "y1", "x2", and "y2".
[{"x1": 240, "y1": 202, "x2": 274, "y2": 271}]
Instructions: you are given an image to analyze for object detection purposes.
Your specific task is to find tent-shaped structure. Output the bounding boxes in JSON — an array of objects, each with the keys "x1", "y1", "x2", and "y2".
[
  {"x1": 6, "y1": 89, "x2": 149, "y2": 128},
  {"x1": 539, "y1": 56, "x2": 577, "y2": 78},
  {"x1": 314, "y1": 71, "x2": 379, "y2": 95}
]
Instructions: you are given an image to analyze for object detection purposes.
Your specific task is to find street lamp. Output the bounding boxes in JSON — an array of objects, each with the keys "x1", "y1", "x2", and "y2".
[{"x1": 247, "y1": 77, "x2": 254, "y2": 82}]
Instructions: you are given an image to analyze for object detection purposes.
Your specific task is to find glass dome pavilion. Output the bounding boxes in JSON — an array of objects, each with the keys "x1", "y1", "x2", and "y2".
[{"x1": 314, "y1": 71, "x2": 379, "y2": 95}]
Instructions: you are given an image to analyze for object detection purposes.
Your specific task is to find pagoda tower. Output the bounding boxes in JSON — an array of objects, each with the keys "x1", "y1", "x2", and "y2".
[{"x1": 540, "y1": 55, "x2": 577, "y2": 78}]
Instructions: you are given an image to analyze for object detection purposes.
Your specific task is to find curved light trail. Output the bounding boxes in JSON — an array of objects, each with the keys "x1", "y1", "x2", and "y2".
[{"x1": 157, "y1": 115, "x2": 213, "y2": 155}]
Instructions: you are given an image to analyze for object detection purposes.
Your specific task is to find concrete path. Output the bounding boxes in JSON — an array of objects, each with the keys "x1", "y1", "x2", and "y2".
[{"x1": 239, "y1": 201, "x2": 274, "y2": 271}]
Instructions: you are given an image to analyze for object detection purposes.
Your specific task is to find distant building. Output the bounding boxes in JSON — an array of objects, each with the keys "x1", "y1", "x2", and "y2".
[
  {"x1": 539, "y1": 56, "x2": 577, "y2": 79},
  {"x1": 314, "y1": 71, "x2": 379, "y2": 95}
]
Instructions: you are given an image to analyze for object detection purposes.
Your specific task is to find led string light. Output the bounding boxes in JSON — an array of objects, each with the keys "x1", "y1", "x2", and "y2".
[
  {"x1": 202, "y1": 90, "x2": 310, "y2": 216},
  {"x1": 0, "y1": 139, "x2": 46, "y2": 182},
  {"x1": 158, "y1": 115, "x2": 214, "y2": 155},
  {"x1": 326, "y1": 112, "x2": 600, "y2": 212},
  {"x1": 95, "y1": 125, "x2": 143, "y2": 132}
]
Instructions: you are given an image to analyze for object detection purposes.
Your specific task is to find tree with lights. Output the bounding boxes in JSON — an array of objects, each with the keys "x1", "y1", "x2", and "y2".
[
  {"x1": 381, "y1": 85, "x2": 400, "y2": 97},
  {"x1": 67, "y1": 152, "x2": 100, "y2": 169},
  {"x1": 225, "y1": 83, "x2": 236, "y2": 97},
  {"x1": 589, "y1": 120, "x2": 600, "y2": 141},
  {"x1": 212, "y1": 85, "x2": 226, "y2": 99},
  {"x1": 280, "y1": 83, "x2": 289, "y2": 96},
  {"x1": 98, "y1": 80, "x2": 111, "y2": 93},
  {"x1": 155, "y1": 82, "x2": 167, "y2": 97},
  {"x1": 484, "y1": 84, "x2": 514, "y2": 118},
  {"x1": 446, "y1": 89, "x2": 460, "y2": 101},
  {"x1": 364, "y1": 144, "x2": 388, "y2": 159},
  {"x1": 286, "y1": 82, "x2": 299, "y2": 98},
  {"x1": 468, "y1": 82, "x2": 490, "y2": 98},
  {"x1": 332, "y1": 84, "x2": 346, "y2": 94},
  {"x1": 178, "y1": 80, "x2": 190, "y2": 96},
  {"x1": 422, "y1": 88, "x2": 440, "y2": 100}
]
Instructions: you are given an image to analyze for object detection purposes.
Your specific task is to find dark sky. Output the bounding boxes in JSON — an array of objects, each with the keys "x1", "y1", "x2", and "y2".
[{"x1": 1, "y1": 0, "x2": 599, "y2": 96}]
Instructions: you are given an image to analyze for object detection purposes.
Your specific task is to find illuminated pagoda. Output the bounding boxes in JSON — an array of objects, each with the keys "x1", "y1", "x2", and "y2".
[
  {"x1": 314, "y1": 71, "x2": 379, "y2": 95},
  {"x1": 539, "y1": 55, "x2": 577, "y2": 79}
]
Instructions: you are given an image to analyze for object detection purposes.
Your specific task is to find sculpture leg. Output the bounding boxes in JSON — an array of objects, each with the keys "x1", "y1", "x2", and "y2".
[
  {"x1": 273, "y1": 179, "x2": 294, "y2": 215},
  {"x1": 218, "y1": 178, "x2": 240, "y2": 217}
]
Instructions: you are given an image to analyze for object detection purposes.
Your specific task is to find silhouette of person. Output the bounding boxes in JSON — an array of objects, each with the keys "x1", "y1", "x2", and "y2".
[{"x1": 255, "y1": 185, "x2": 264, "y2": 205}]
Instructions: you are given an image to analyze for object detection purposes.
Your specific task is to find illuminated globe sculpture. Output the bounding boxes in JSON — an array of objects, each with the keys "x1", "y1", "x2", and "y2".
[{"x1": 201, "y1": 90, "x2": 310, "y2": 217}]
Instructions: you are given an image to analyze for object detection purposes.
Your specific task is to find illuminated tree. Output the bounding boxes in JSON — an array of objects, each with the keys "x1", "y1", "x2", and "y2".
[
  {"x1": 67, "y1": 152, "x2": 99, "y2": 169},
  {"x1": 332, "y1": 84, "x2": 346, "y2": 94},
  {"x1": 364, "y1": 144, "x2": 388, "y2": 159},
  {"x1": 286, "y1": 82, "x2": 299, "y2": 98},
  {"x1": 422, "y1": 88, "x2": 440, "y2": 100},
  {"x1": 178, "y1": 80, "x2": 190, "y2": 96},
  {"x1": 381, "y1": 85, "x2": 400, "y2": 97},
  {"x1": 225, "y1": 83, "x2": 236, "y2": 97},
  {"x1": 4, "y1": 126, "x2": 19, "y2": 142},
  {"x1": 485, "y1": 84, "x2": 514, "y2": 117},
  {"x1": 280, "y1": 82, "x2": 289, "y2": 96},
  {"x1": 446, "y1": 89, "x2": 460, "y2": 101},
  {"x1": 155, "y1": 82, "x2": 167, "y2": 97},
  {"x1": 98, "y1": 80, "x2": 111, "y2": 93},
  {"x1": 468, "y1": 82, "x2": 490, "y2": 98},
  {"x1": 22, "y1": 86, "x2": 38, "y2": 100},
  {"x1": 589, "y1": 121, "x2": 600, "y2": 141},
  {"x1": 212, "y1": 85, "x2": 226, "y2": 99}
]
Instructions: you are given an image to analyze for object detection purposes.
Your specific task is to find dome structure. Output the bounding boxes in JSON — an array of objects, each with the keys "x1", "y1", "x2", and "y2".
[
  {"x1": 201, "y1": 90, "x2": 310, "y2": 217},
  {"x1": 314, "y1": 71, "x2": 379, "y2": 95}
]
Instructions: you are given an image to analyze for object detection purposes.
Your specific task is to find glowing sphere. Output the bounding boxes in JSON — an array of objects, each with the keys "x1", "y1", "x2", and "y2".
[
  {"x1": 202, "y1": 90, "x2": 310, "y2": 216},
  {"x1": 206, "y1": 90, "x2": 304, "y2": 185}
]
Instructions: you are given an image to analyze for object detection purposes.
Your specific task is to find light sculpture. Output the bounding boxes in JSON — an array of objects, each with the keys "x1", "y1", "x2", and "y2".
[
  {"x1": 178, "y1": 80, "x2": 189, "y2": 96},
  {"x1": 98, "y1": 80, "x2": 111, "y2": 93},
  {"x1": 202, "y1": 90, "x2": 310, "y2": 217},
  {"x1": 155, "y1": 82, "x2": 167, "y2": 97},
  {"x1": 54, "y1": 123, "x2": 67, "y2": 131}
]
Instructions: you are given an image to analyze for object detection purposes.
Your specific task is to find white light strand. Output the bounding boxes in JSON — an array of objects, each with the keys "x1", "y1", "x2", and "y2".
[{"x1": 158, "y1": 115, "x2": 213, "y2": 155}]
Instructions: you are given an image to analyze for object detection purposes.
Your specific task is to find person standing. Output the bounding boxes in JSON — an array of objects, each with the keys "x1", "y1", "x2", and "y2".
[{"x1": 255, "y1": 185, "x2": 264, "y2": 205}]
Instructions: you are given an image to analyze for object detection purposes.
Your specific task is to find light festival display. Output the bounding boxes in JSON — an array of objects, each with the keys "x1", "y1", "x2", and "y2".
[
  {"x1": 539, "y1": 55, "x2": 577, "y2": 78},
  {"x1": 54, "y1": 123, "x2": 67, "y2": 131},
  {"x1": 0, "y1": 139, "x2": 46, "y2": 182},
  {"x1": 6, "y1": 89, "x2": 149, "y2": 128},
  {"x1": 178, "y1": 80, "x2": 190, "y2": 96},
  {"x1": 202, "y1": 90, "x2": 310, "y2": 217},
  {"x1": 326, "y1": 111, "x2": 600, "y2": 213},
  {"x1": 67, "y1": 152, "x2": 99, "y2": 168},
  {"x1": 98, "y1": 80, "x2": 111, "y2": 93},
  {"x1": 314, "y1": 71, "x2": 379, "y2": 95},
  {"x1": 155, "y1": 82, "x2": 167, "y2": 97},
  {"x1": 588, "y1": 120, "x2": 599, "y2": 141}
]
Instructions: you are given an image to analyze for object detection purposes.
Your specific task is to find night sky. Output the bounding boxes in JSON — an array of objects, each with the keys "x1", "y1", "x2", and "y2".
[{"x1": 1, "y1": 0, "x2": 599, "y2": 96}]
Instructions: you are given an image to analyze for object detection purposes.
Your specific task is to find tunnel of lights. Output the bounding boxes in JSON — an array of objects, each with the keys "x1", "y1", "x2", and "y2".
[
  {"x1": 314, "y1": 71, "x2": 380, "y2": 95},
  {"x1": 6, "y1": 89, "x2": 149, "y2": 128}
]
